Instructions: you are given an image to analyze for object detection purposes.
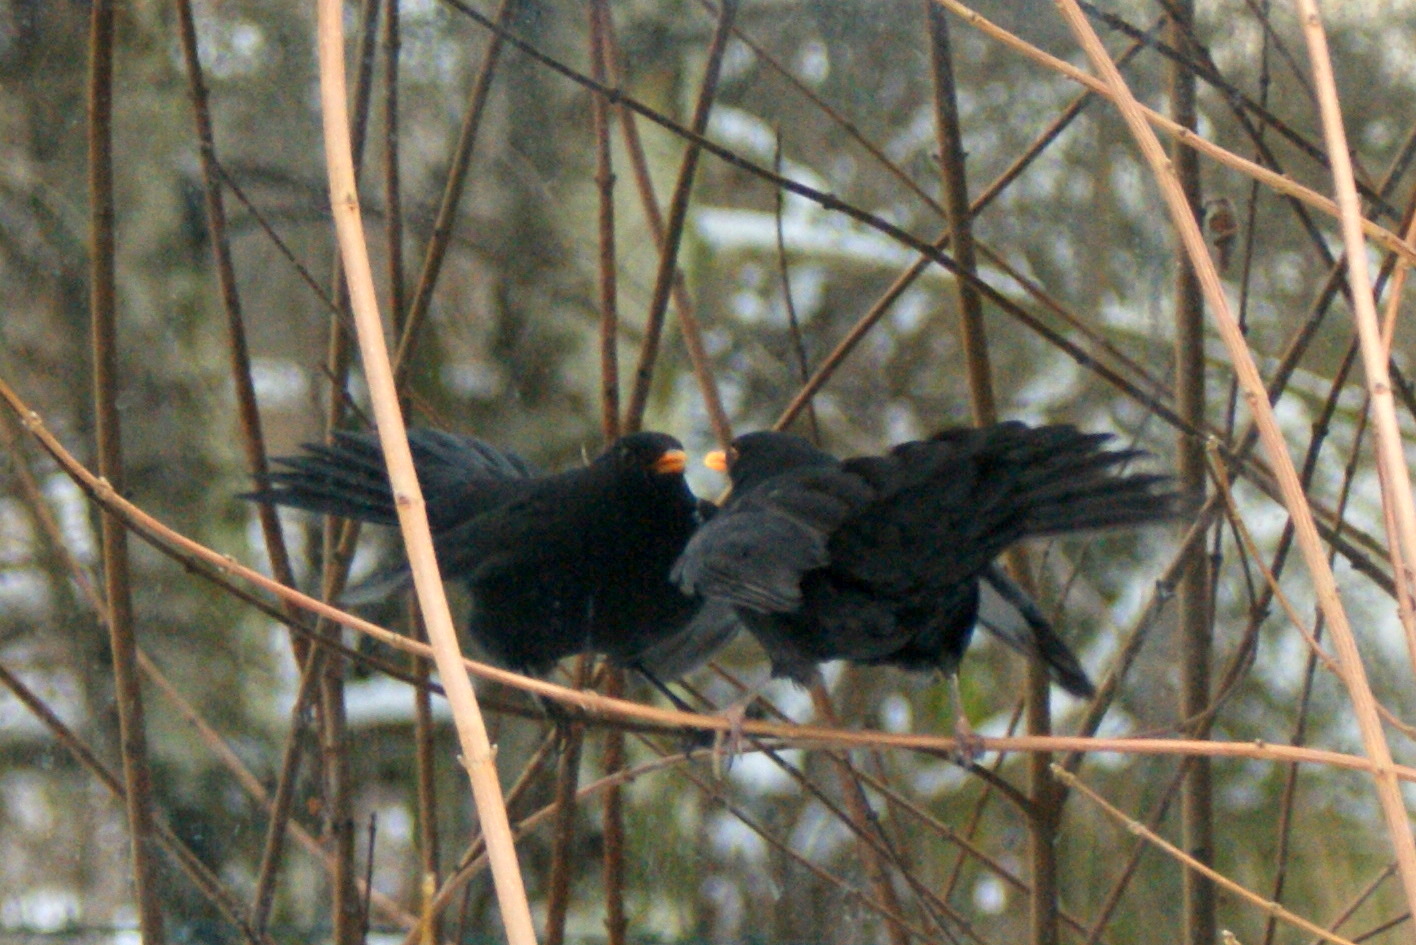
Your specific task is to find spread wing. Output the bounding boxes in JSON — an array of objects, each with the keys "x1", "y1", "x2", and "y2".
[{"x1": 673, "y1": 466, "x2": 875, "y2": 613}]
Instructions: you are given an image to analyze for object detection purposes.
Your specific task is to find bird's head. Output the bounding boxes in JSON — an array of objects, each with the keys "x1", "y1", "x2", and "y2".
[
  {"x1": 603, "y1": 431, "x2": 689, "y2": 479},
  {"x1": 704, "y1": 431, "x2": 834, "y2": 492}
]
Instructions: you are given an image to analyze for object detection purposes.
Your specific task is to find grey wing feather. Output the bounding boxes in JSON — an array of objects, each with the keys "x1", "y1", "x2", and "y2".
[
  {"x1": 672, "y1": 504, "x2": 830, "y2": 612},
  {"x1": 673, "y1": 467, "x2": 875, "y2": 614}
]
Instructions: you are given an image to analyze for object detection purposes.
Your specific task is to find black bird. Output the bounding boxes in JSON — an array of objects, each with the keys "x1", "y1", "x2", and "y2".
[
  {"x1": 672, "y1": 423, "x2": 1176, "y2": 697},
  {"x1": 245, "y1": 429, "x2": 737, "y2": 682}
]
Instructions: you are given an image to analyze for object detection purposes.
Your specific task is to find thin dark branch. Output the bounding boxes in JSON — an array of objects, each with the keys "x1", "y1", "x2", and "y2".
[
  {"x1": 0, "y1": 661, "x2": 272, "y2": 945},
  {"x1": 251, "y1": 646, "x2": 324, "y2": 932},
  {"x1": 172, "y1": 0, "x2": 307, "y2": 669},
  {"x1": 772, "y1": 130, "x2": 820, "y2": 443},
  {"x1": 360, "y1": 814, "x2": 379, "y2": 944},
  {"x1": 590, "y1": 0, "x2": 620, "y2": 442},
  {"x1": 1166, "y1": 5, "x2": 1217, "y2": 945},
  {"x1": 623, "y1": 0, "x2": 737, "y2": 433},
  {"x1": 600, "y1": 5, "x2": 733, "y2": 445},
  {"x1": 393, "y1": 0, "x2": 519, "y2": 388},
  {"x1": 1080, "y1": 0, "x2": 1397, "y2": 220},
  {"x1": 542, "y1": 659, "x2": 589, "y2": 945}
]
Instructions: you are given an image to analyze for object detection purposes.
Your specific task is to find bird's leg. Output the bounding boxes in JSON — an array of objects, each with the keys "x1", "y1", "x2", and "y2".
[
  {"x1": 531, "y1": 691, "x2": 582, "y2": 756},
  {"x1": 711, "y1": 679, "x2": 766, "y2": 775},
  {"x1": 633, "y1": 663, "x2": 768, "y2": 772},
  {"x1": 632, "y1": 666, "x2": 719, "y2": 755},
  {"x1": 635, "y1": 665, "x2": 698, "y2": 714},
  {"x1": 947, "y1": 672, "x2": 985, "y2": 764}
]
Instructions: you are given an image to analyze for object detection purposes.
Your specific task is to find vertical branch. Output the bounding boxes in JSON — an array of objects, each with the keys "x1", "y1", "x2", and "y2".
[
  {"x1": 320, "y1": 9, "x2": 388, "y2": 939},
  {"x1": 314, "y1": 2, "x2": 539, "y2": 943},
  {"x1": 349, "y1": 0, "x2": 383, "y2": 174},
  {"x1": 87, "y1": 3, "x2": 167, "y2": 941},
  {"x1": 927, "y1": 3, "x2": 994, "y2": 425},
  {"x1": 1293, "y1": 0, "x2": 1416, "y2": 680},
  {"x1": 590, "y1": 0, "x2": 620, "y2": 442},
  {"x1": 588, "y1": 5, "x2": 626, "y2": 942},
  {"x1": 1166, "y1": 7, "x2": 1215, "y2": 945},
  {"x1": 1053, "y1": 0, "x2": 1416, "y2": 925},
  {"x1": 172, "y1": 0, "x2": 305, "y2": 657},
  {"x1": 385, "y1": 0, "x2": 406, "y2": 336},
  {"x1": 393, "y1": 0, "x2": 519, "y2": 387},
  {"x1": 542, "y1": 659, "x2": 589, "y2": 945},
  {"x1": 807, "y1": 688, "x2": 913, "y2": 945},
  {"x1": 600, "y1": 671, "x2": 628, "y2": 945},
  {"x1": 772, "y1": 132, "x2": 820, "y2": 443},
  {"x1": 251, "y1": 648, "x2": 324, "y2": 932},
  {"x1": 0, "y1": 659, "x2": 269, "y2": 945},
  {"x1": 623, "y1": 0, "x2": 737, "y2": 434},
  {"x1": 773, "y1": 29, "x2": 1151, "y2": 434},
  {"x1": 380, "y1": 1, "x2": 444, "y2": 932},
  {"x1": 599, "y1": 9, "x2": 732, "y2": 444},
  {"x1": 360, "y1": 817, "x2": 379, "y2": 943},
  {"x1": 928, "y1": 10, "x2": 1063, "y2": 945},
  {"x1": 409, "y1": 610, "x2": 443, "y2": 945},
  {"x1": 322, "y1": 655, "x2": 359, "y2": 945}
]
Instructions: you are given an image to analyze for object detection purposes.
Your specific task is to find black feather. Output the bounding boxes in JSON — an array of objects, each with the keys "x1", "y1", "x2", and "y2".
[
  {"x1": 674, "y1": 424, "x2": 1176, "y2": 693},
  {"x1": 246, "y1": 429, "x2": 735, "y2": 680}
]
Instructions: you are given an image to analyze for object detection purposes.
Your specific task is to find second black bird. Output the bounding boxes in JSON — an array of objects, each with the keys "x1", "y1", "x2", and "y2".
[
  {"x1": 246, "y1": 429, "x2": 736, "y2": 681},
  {"x1": 672, "y1": 423, "x2": 1176, "y2": 696}
]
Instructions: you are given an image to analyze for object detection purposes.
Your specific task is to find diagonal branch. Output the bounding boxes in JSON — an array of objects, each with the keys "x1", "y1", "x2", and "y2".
[
  {"x1": 314, "y1": 2, "x2": 537, "y2": 943},
  {"x1": 1051, "y1": 0, "x2": 1416, "y2": 926}
]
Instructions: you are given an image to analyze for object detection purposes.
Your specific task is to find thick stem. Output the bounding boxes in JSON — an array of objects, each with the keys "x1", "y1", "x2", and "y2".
[{"x1": 1164, "y1": 5, "x2": 1216, "y2": 944}]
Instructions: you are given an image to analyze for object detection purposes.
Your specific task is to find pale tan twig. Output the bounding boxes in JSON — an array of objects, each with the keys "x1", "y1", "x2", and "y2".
[
  {"x1": 930, "y1": 0, "x2": 1414, "y2": 264},
  {"x1": 1053, "y1": 765, "x2": 1359, "y2": 945},
  {"x1": 312, "y1": 3, "x2": 537, "y2": 943},
  {"x1": 1051, "y1": 0, "x2": 1416, "y2": 926},
  {"x1": 1292, "y1": 0, "x2": 1416, "y2": 695},
  {"x1": 1205, "y1": 442, "x2": 1416, "y2": 740},
  {"x1": 12, "y1": 377, "x2": 1416, "y2": 788}
]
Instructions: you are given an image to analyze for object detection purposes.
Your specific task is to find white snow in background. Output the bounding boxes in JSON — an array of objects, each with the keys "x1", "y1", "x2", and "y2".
[
  {"x1": 247, "y1": 356, "x2": 309, "y2": 406},
  {"x1": 972, "y1": 874, "x2": 1008, "y2": 915}
]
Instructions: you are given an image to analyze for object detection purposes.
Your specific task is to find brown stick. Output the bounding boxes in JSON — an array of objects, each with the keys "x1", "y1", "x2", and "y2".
[
  {"x1": 1164, "y1": 5, "x2": 1216, "y2": 944},
  {"x1": 87, "y1": 1, "x2": 167, "y2": 938},
  {"x1": 17, "y1": 373, "x2": 1416, "y2": 782},
  {"x1": 623, "y1": 0, "x2": 737, "y2": 434},
  {"x1": 171, "y1": 0, "x2": 305, "y2": 660},
  {"x1": 0, "y1": 661, "x2": 270, "y2": 944},
  {"x1": 392, "y1": 0, "x2": 518, "y2": 387},
  {"x1": 543, "y1": 658, "x2": 589, "y2": 945},
  {"x1": 589, "y1": 6, "x2": 628, "y2": 939}
]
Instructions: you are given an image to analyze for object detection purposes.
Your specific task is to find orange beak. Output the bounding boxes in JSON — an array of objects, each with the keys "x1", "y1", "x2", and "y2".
[
  {"x1": 652, "y1": 449, "x2": 688, "y2": 475},
  {"x1": 704, "y1": 449, "x2": 729, "y2": 473}
]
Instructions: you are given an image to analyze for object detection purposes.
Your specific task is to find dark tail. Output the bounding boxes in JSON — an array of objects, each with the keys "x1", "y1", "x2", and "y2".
[
  {"x1": 242, "y1": 431, "x2": 399, "y2": 524},
  {"x1": 241, "y1": 429, "x2": 536, "y2": 529},
  {"x1": 978, "y1": 564, "x2": 1095, "y2": 698},
  {"x1": 975, "y1": 423, "x2": 1179, "y2": 537}
]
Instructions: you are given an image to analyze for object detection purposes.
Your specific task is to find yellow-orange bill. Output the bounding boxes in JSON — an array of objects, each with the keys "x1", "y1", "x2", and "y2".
[
  {"x1": 652, "y1": 449, "x2": 688, "y2": 475},
  {"x1": 704, "y1": 449, "x2": 728, "y2": 473}
]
